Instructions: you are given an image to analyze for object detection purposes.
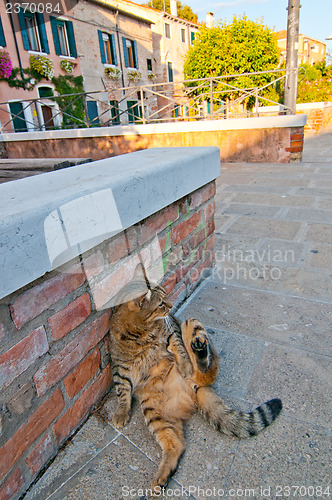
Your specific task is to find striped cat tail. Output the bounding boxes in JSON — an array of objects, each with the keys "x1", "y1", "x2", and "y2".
[{"x1": 196, "y1": 386, "x2": 282, "y2": 438}]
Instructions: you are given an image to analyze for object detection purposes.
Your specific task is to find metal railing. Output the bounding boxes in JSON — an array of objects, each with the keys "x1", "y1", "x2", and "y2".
[{"x1": 0, "y1": 69, "x2": 293, "y2": 133}]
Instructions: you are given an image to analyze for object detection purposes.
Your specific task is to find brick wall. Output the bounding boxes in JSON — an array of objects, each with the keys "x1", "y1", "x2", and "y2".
[
  {"x1": 2, "y1": 118, "x2": 307, "y2": 163},
  {"x1": 0, "y1": 181, "x2": 215, "y2": 499},
  {"x1": 286, "y1": 127, "x2": 305, "y2": 162},
  {"x1": 301, "y1": 105, "x2": 332, "y2": 134}
]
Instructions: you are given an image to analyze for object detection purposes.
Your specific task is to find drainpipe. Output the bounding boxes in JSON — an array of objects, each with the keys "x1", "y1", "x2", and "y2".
[
  {"x1": 7, "y1": 0, "x2": 26, "y2": 89},
  {"x1": 115, "y1": 11, "x2": 126, "y2": 90}
]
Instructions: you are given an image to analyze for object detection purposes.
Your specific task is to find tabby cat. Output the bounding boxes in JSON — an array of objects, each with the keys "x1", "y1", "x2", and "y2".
[{"x1": 109, "y1": 265, "x2": 282, "y2": 490}]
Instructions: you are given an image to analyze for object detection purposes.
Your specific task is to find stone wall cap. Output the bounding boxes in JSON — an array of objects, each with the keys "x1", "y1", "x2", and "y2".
[
  {"x1": 0, "y1": 147, "x2": 220, "y2": 299},
  {"x1": 1, "y1": 115, "x2": 307, "y2": 142}
]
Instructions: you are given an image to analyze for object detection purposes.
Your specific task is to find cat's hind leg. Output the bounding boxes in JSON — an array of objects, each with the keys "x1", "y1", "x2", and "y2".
[
  {"x1": 151, "y1": 421, "x2": 185, "y2": 490},
  {"x1": 140, "y1": 398, "x2": 185, "y2": 490}
]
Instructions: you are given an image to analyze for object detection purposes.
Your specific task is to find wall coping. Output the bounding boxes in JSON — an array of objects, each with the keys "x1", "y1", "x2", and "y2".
[
  {"x1": 0, "y1": 115, "x2": 307, "y2": 142},
  {"x1": 0, "y1": 147, "x2": 220, "y2": 299},
  {"x1": 258, "y1": 102, "x2": 332, "y2": 113}
]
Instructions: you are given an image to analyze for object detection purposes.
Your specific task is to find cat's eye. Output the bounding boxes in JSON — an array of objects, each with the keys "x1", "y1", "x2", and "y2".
[{"x1": 159, "y1": 301, "x2": 165, "y2": 308}]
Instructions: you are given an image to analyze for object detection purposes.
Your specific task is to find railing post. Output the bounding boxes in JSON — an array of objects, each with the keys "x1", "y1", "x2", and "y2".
[
  {"x1": 255, "y1": 89, "x2": 259, "y2": 117},
  {"x1": 209, "y1": 78, "x2": 213, "y2": 118},
  {"x1": 34, "y1": 100, "x2": 43, "y2": 131},
  {"x1": 140, "y1": 87, "x2": 146, "y2": 124}
]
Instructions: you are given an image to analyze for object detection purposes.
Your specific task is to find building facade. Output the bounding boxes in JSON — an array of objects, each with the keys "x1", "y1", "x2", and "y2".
[
  {"x1": 276, "y1": 30, "x2": 326, "y2": 66},
  {"x1": 0, "y1": 0, "x2": 199, "y2": 132}
]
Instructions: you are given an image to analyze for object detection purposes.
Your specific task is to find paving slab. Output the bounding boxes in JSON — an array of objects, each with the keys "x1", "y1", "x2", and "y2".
[{"x1": 178, "y1": 282, "x2": 332, "y2": 356}]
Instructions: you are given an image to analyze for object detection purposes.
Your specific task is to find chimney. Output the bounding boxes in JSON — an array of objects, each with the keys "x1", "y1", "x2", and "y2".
[
  {"x1": 206, "y1": 12, "x2": 214, "y2": 28},
  {"x1": 170, "y1": 0, "x2": 177, "y2": 16}
]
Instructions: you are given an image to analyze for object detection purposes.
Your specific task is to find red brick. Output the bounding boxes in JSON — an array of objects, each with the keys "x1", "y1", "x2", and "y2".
[
  {"x1": 289, "y1": 140, "x2": 303, "y2": 148},
  {"x1": 204, "y1": 200, "x2": 216, "y2": 222},
  {"x1": 48, "y1": 293, "x2": 91, "y2": 340},
  {"x1": 137, "y1": 205, "x2": 179, "y2": 246},
  {"x1": 169, "y1": 283, "x2": 186, "y2": 304},
  {"x1": 161, "y1": 273, "x2": 177, "y2": 295},
  {"x1": 0, "y1": 468, "x2": 24, "y2": 500},
  {"x1": 189, "y1": 254, "x2": 214, "y2": 285},
  {"x1": 0, "y1": 326, "x2": 48, "y2": 390},
  {"x1": 10, "y1": 264, "x2": 86, "y2": 329},
  {"x1": 53, "y1": 365, "x2": 111, "y2": 445},
  {"x1": 286, "y1": 146, "x2": 303, "y2": 153},
  {"x1": 0, "y1": 389, "x2": 64, "y2": 478},
  {"x1": 108, "y1": 233, "x2": 129, "y2": 263},
  {"x1": 81, "y1": 250, "x2": 104, "y2": 280},
  {"x1": 189, "y1": 219, "x2": 215, "y2": 251},
  {"x1": 25, "y1": 434, "x2": 54, "y2": 476},
  {"x1": 64, "y1": 348, "x2": 101, "y2": 398},
  {"x1": 92, "y1": 254, "x2": 140, "y2": 310},
  {"x1": 189, "y1": 182, "x2": 216, "y2": 211},
  {"x1": 33, "y1": 312, "x2": 110, "y2": 396},
  {"x1": 290, "y1": 133, "x2": 303, "y2": 141},
  {"x1": 172, "y1": 211, "x2": 202, "y2": 246}
]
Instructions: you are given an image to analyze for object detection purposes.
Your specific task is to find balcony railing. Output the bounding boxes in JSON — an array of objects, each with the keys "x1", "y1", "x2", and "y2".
[{"x1": 0, "y1": 69, "x2": 295, "y2": 133}]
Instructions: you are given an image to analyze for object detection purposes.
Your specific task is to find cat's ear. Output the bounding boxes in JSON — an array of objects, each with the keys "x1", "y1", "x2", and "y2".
[
  {"x1": 133, "y1": 263, "x2": 145, "y2": 281},
  {"x1": 133, "y1": 262, "x2": 151, "y2": 290},
  {"x1": 128, "y1": 289, "x2": 151, "y2": 310}
]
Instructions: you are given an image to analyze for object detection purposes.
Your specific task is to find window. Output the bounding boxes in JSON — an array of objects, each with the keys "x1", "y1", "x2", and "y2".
[
  {"x1": 98, "y1": 31, "x2": 117, "y2": 65},
  {"x1": 57, "y1": 21, "x2": 69, "y2": 56},
  {"x1": 86, "y1": 101, "x2": 100, "y2": 126},
  {"x1": 110, "y1": 100, "x2": 120, "y2": 125},
  {"x1": 50, "y1": 17, "x2": 77, "y2": 57},
  {"x1": 181, "y1": 28, "x2": 185, "y2": 43},
  {"x1": 122, "y1": 37, "x2": 138, "y2": 69},
  {"x1": 165, "y1": 23, "x2": 171, "y2": 39},
  {"x1": 167, "y1": 61, "x2": 173, "y2": 82},
  {"x1": 0, "y1": 17, "x2": 6, "y2": 47},
  {"x1": 147, "y1": 58, "x2": 152, "y2": 71},
  {"x1": 127, "y1": 100, "x2": 141, "y2": 123},
  {"x1": 9, "y1": 102, "x2": 28, "y2": 133},
  {"x1": 18, "y1": 9, "x2": 49, "y2": 53},
  {"x1": 190, "y1": 31, "x2": 195, "y2": 44}
]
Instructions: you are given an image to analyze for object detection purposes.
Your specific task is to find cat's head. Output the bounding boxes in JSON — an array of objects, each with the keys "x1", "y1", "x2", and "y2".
[{"x1": 115, "y1": 264, "x2": 172, "y2": 323}]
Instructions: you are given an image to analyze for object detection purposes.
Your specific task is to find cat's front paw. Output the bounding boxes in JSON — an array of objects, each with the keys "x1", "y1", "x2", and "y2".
[
  {"x1": 191, "y1": 337, "x2": 208, "y2": 357},
  {"x1": 112, "y1": 409, "x2": 130, "y2": 430}
]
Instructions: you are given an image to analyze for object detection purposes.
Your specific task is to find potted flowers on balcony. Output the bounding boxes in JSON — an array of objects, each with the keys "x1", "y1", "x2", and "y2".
[
  {"x1": 60, "y1": 59, "x2": 76, "y2": 74},
  {"x1": 127, "y1": 69, "x2": 141, "y2": 83},
  {"x1": 105, "y1": 67, "x2": 122, "y2": 80},
  {"x1": 0, "y1": 50, "x2": 13, "y2": 80},
  {"x1": 29, "y1": 55, "x2": 54, "y2": 80}
]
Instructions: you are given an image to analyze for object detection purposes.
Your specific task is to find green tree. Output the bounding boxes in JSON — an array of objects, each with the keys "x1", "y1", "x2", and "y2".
[
  {"x1": 183, "y1": 16, "x2": 280, "y2": 109},
  {"x1": 296, "y1": 61, "x2": 332, "y2": 103},
  {"x1": 146, "y1": 0, "x2": 198, "y2": 23}
]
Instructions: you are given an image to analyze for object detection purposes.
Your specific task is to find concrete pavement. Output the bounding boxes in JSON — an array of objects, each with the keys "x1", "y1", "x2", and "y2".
[{"x1": 25, "y1": 129, "x2": 332, "y2": 500}]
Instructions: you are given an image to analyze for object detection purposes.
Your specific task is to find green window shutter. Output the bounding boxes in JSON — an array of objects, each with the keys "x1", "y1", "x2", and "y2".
[
  {"x1": 191, "y1": 31, "x2": 195, "y2": 44},
  {"x1": 98, "y1": 30, "x2": 106, "y2": 63},
  {"x1": 66, "y1": 21, "x2": 77, "y2": 58},
  {"x1": 35, "y1": 13, "x2": 49, "y2": 53},
  {"x1": 111, "y1": 34, "x2": 117, "y2": 65},
  {"x1": 18, "y1": 8, "x2": 30, "y2": 50},
  {"x1": 0, "y1": 17, "x2": 6, "y2": 47},
  {"x1": 122, "y1": 37, "x2": 128, "y2": 67},
  {"x1": 50, "y1": 16, "x2": 61, "y2": 55},
  {"x1": 133, "y1": 40, "x2": 139, "y2": 69}
]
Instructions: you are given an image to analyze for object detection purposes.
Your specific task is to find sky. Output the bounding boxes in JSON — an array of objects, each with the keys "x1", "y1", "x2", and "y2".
[{"x1": 146, "y1": 0, "x2": 332, "y2": 56}]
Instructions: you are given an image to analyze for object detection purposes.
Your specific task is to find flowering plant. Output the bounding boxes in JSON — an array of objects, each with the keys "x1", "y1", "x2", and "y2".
[
  {"x1": 60, "y1": 59, "x2": 75, "y2": 73},
  {"x1": 127, "y1": 69, "x2": 141, "y2": 83},
  {"x1": 29, "y1": 55, "x2": 54, "y2": 80},
  {"x1": 105, "y1": 67, "x2": 122, "y2": 80},
  {"x1": 0, "y1": 50, "x2": 13, "y2": 79},
  {"x1": 147, "y1": 72, "x2": 157, "y2": 81}
]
